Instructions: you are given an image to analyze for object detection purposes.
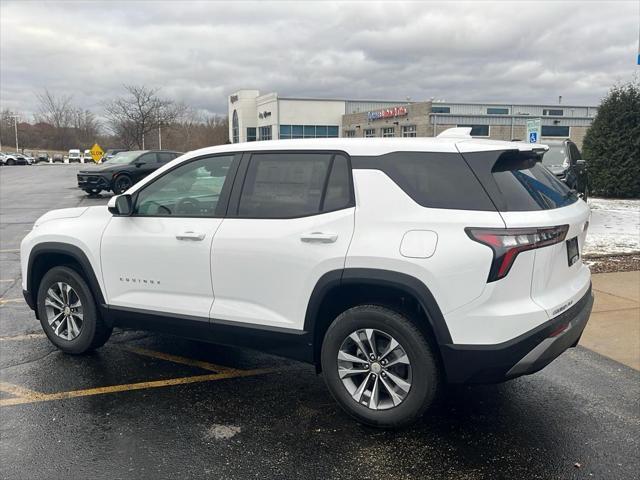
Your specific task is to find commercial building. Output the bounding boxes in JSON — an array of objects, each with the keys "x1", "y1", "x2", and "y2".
[{"x1": 229, "y1": 90, "x2": 597, "y2": 148}]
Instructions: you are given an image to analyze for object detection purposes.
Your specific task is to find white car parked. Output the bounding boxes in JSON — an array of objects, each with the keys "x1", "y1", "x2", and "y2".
[
  {"x1": 20, "y1": 129, "x2": 593, "y2": 427},
  {"x1": 68, "y1": 149, "x2": 82, "y2": 163}
]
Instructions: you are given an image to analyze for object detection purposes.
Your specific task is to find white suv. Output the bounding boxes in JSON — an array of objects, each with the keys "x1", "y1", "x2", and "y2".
[{"x1": 20, "y1": 129, "x2": 593, "y2": 427}]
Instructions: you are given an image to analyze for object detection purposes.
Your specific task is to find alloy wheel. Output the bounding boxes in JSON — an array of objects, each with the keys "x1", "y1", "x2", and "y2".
[
  {"x1": 337, "y1": 328, "x2": 412, "y2": 410},
  {"x1": 44, "y1": 282, "x2": 83, "y2": 340}
]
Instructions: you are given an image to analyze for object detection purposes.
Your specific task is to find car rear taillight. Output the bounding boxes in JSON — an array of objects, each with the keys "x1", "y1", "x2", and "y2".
[{"x1": 466, "y1": 225, "x2": 569, "y2": 282}]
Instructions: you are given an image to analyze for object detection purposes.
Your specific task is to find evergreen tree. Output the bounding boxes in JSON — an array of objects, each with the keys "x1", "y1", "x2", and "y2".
[{"x1": 582, "y1": 78, "x2": 640, "y2": 198}]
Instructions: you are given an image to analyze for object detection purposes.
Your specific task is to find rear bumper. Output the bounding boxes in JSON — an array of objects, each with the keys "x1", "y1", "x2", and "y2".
[{"x1": 441, "y1": 285, "x2": 593, "y2": 383}]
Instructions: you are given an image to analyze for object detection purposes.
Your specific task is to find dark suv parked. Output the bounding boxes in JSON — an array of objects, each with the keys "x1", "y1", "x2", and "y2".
[
  {"x1": 77, "y1": 150, "x2": 182, "y2": 195},
  {"x1": 541, "y1": 140, "x2": 588, "y2": 199}
]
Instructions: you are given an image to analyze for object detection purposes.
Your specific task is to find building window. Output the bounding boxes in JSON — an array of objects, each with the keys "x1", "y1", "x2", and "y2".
[
  {"x1": 487, "y1": 107, "x2": 509, "y2": 115},
  {"x1": 402, "y1": 125, "x2": 417, "y2": 137},
  {"x1": 279, "y1": 125, "x2": 339, "y2": 139},
  {"x1": 259, "y1": 126, "x2": 272, "y2": 141},
  {"x1": 232, "y1": 110, "x2": 239, "y2": 143},
  {"x1": 432, "y1": 106, "x2": 450, "y2": 113},
  {"x1": 246, "y1": 127, "x2": 256, "y2": 142},
  {"x1": 543, "y1": 109, "x2": 564, "y2": 116},
  {"x1": 344, "y1": 130, "x2": 356, "y2": 138},
  {"x1": 382, "y1": 127, "x2": 395, "y2": 138},
  {"x1": 541, "y1": 125, "x2": 570, "y2": 137},
  {"x1": 363, "y1": 128, "x2": 376, "y2": 138},
  {"x1": 458, "y1": 124, "x2": 489, "y2": 137}
]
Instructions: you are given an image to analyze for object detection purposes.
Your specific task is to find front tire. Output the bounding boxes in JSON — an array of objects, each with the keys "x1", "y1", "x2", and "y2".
[
  {"x1": 113, "y1": 175, "x2": 133, "y2": 194},
  {"x1": 36, "y1": 266, "x2": 112, "y2": 354},
  {"x1": 321, "y1": 305, "x2": 440, "y2": 428}
]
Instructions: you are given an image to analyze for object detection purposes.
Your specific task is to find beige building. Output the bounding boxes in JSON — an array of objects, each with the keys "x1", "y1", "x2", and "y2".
[{"x1": 343, "y1": 101, "x2": 597, "y2": 148}]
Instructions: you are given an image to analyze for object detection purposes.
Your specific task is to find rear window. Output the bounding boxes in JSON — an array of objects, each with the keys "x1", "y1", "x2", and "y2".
[
  {"x1": 462, "y1": 150, "x2": 578, "y2": 211},
  {"x1": 352, "y1": 152, "x2": 496, "y2": 211}
]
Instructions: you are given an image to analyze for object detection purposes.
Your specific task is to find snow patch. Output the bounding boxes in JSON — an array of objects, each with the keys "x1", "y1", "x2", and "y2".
[
  {"x1": 204, "y1": 424, "x2": 241, "y2": 441},
  {"x1": 584, "y1": 198, "x2": 640, "y2": 255}
]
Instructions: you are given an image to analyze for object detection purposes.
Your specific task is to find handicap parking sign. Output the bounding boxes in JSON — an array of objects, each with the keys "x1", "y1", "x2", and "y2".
[{"x1": 529, "y1": 132, "x2": 538, "y2": 143}]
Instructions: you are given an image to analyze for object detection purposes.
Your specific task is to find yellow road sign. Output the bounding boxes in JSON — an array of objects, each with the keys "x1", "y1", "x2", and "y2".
[{"x1": 90, "y1": 143, "x2": 104, "y2": 162}]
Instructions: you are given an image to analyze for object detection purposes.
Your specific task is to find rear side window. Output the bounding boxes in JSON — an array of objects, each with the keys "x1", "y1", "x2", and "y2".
[
  {"x1": 352, "y1": 152, "x2": 496, "y2": 211},
  {"x1": 157, "y1": 152, "x2": 176, "y2": 163},
  {"x1": 462, "y1": 150, "x2": 578, "y2": 211},
  {"x1": 237, "y1": 152, "x2": 353, "y2": 218}
]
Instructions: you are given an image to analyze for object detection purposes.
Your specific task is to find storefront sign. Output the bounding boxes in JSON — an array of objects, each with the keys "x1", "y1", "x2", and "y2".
[{"x1": 367, "y1": 106, "x2": 408, "y2": 122}]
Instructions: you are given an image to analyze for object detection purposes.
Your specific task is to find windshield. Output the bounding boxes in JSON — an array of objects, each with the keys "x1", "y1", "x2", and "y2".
[
  {"x1": 107, "y1": 151, "x2": 143, "y2": 164},
  {"x1": 541, "y1": 144, "x2": 568, "y2": 166}
]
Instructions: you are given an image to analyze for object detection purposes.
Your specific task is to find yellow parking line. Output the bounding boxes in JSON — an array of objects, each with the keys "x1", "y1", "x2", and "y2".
[
  {"x1": 0, "y1": 382, "x2": 47, "y2": 401},
  {"x1": 121, "y1": 345, "x2": 239, "y2": 373},
  {"x1": 0, "y1": 298, "x2": 23, "y2": 306},
  {"x1": 0, "y1": 368, "x2": 273, "y2": 407}
]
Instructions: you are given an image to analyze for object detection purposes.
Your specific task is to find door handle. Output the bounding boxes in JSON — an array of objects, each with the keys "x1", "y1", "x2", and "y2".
[
  {"x1": 300, "y1": 232, "x2": 338, "y2": 244},
  {"x1": 176, "y1": 231, "x2": 206, "y2": 241}
]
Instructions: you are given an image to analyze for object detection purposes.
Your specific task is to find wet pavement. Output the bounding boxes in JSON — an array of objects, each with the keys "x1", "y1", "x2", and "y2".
[{"x1": 1, "y1": 164, "x2": 639, "y2": 479}]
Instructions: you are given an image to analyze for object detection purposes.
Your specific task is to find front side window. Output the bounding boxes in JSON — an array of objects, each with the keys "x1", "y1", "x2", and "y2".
[
  {"x1": 382, "y1": 127, "x2": 395, "y2": 138},
  {"x1": 237, "y1": 152, "x2": 352, "y2": 218},
  {"x1": 401, "y1": 125, "x2": 417, "y2": 137},
  {"x1": 138, "y1": 152, "x2": 158, "y2": 164},
  {"x1": 568, "y1": 142, "x2": 582, "y2": 161},
  {"x1": 157, "y1": 152, "x2": 177, "y2": 163},
  {"x1": 134, "y1": 155, "x2": 235, "y2": 217}
]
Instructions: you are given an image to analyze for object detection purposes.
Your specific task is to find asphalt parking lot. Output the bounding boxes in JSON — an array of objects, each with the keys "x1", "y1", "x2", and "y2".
[{"x1": 1, "y1": 164, "x2": 639, "y2": 480}]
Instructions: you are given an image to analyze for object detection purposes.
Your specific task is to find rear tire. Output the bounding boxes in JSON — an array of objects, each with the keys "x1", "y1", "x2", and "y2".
[
  {"x1": 321, "y1": 305, "x2": 440, "y2": 428},
  {"x1": 36, "y1": 266, "x2": 112, "y2": 354}
]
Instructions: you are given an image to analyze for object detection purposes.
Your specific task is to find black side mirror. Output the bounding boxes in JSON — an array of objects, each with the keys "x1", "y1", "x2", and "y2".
[
  {"x1": 108, "y1": 194, "x2": 133, "y2": 216},
  {"x1": 135, "y1": 161, "x2": 145, "y2": 167}
]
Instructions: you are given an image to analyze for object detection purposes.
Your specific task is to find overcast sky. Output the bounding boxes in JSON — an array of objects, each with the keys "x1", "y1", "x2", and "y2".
[{"x1": 1, "y1": 0, "x2": 638, "y2": 119}]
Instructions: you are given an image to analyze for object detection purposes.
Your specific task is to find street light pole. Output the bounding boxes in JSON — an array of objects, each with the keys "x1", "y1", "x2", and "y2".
[
  {"x1": 158, "y1": 124, "x2": 162, "y2": 150},
  {"x1": 10, "y1": 115, "x2": 19, "y2": 152}
]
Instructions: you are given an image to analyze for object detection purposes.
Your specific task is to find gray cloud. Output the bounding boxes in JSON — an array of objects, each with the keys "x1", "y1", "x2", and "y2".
[{"x1": 1, "y1": 0, "x2": 638, "y2": 120}]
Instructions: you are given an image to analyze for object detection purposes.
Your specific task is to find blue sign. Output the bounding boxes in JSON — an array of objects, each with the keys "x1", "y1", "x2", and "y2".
[{"x1": 529, "y1": 132, "x2": 538, "y2": 143}]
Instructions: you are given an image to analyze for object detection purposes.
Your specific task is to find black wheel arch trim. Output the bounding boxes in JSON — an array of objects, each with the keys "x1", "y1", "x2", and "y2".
[
  {"x1": 304, "y1": 268, "x2": 452, "y2": 345},
  {"x1": 26, "y1": 242, "x2": 108, "y2": 318}
]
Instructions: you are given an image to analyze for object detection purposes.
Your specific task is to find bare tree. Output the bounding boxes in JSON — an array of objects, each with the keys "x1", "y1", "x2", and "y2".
[
  {"x1": 35, "y1": 89, "x2": 74, "y2": 149},
  {"x1": 103, "y1": 85, "x2": 183, "y2": 149},
  {"x1": 72, "y1": 108, "x2": 100, "y2": 147}
]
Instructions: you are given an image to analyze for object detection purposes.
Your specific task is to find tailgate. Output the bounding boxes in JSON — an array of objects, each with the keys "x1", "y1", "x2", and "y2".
[{"x1": 500, "y1": 200, "x2": 591, "y2": 318}]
